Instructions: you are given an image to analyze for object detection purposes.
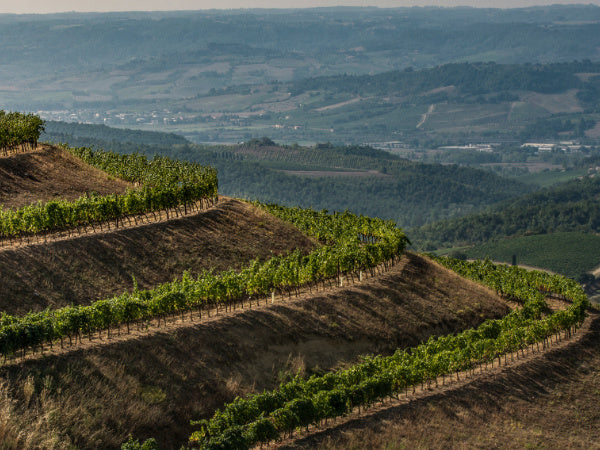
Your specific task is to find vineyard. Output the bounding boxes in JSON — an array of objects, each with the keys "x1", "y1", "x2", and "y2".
[
  {"x1": 0, "y1": 112, "x2": 594, "y2": 448},
  {"x1": 0, "y1": 110, "x2": 45, "y2": 155},
  {"x1": 0, "y1": 145, "x2": 218, "y2": 244},
  {"x1": 462, "y1": 232, "x2": 600, "y2": 280},
  {"x1": 0, "y1": 204, "x2": 408, "y2": 360},
  {"x1": 189, "y1": 257, "x2": 589, "y2": 449}
]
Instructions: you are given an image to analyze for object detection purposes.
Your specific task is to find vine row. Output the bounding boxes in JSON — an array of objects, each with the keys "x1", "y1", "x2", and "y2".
[
  {"x1": 188, "y1": 257, "x2": 589, "y2": 449},
  {"x1": 0, "y1": 206, "x2": 408, "y2": 361}
]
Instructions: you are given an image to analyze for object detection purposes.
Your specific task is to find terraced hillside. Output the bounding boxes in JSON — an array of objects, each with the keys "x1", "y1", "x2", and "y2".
[
  {"x1": 0, "y1": 145, "x2": 314, "y2": 314},
  {"x1": 0, "y1": 139, "x2": 592, "y2": 449},
  {"x1": 0, "y1": 141, "x2": 517, "y2": 448},
  {"x1": 0, "y1": 197, "x2": 315, "y2": 314},
  {"x1": 0, "y1": 252, "x2": 510, "y2": 448}
]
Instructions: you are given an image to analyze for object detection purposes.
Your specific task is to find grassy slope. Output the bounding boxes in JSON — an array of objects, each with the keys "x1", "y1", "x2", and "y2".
[
  {"x1": 409, "y1": 176, "x2": 600, "y2": 282},
  {"x1": 409, "y1": 175, "x2": 600, "y2": 249},
  {"x1": 0, "y1": 253, "x2": 509, "y2": 448}
]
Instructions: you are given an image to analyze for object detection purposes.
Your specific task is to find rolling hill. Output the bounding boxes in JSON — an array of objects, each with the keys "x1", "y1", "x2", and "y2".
[
  {"x1": 410, "y1": 174, "x2": 600, "y2": 250},
  {"x1": 4, "y1": 6, "x2": 600, "y2": 147},
  {"x1": 0, "y1": 142, "x2": 517, "y2": 448},
  {"x1": 41, "y1": 124, "x2": 535, "y2": 228},
  {"x1": 0, "y1": 116, "x2": 595, "y2": 448},
  {"x1": 104, "y1": 60, "x2": 600, "y2": 146},
  {"x1": 0, "y1": 252, "x2": 510, "y2": 448}
]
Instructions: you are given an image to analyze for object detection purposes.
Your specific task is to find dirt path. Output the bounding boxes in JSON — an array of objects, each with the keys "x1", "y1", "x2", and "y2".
[
  {"x1": 315, "y1": 97, "x2": 363, "y2": 112},
  {"x1": 416, "y1": 104, "x2": 435, "y2": 129},
  {"x1": 277, "y1": 305, "x2": 598, "y2": 449},
  {"x1": 507, "y1": 100, "x2": 518, "y2": 122}
]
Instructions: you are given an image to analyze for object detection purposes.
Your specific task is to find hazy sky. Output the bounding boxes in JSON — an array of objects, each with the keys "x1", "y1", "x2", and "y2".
[{"x1": 1, "y1": 1, "x2": 599, "y2": 14}]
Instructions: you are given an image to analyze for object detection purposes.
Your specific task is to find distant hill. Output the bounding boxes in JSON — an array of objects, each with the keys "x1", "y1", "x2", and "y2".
[
  {"x1": 42, "y1": 121, "x2": 189, "y2": 146},
  {"x1": 42, "y1": 125, "x2": 535, "y2": 228},
  {"x1": 183, "y1": 60, "x2": 600, "y2": 145},
  {"x1": 3, "y1": 7, "x2": 600, "y2": 144},
  {"x1": 410, "y1": 175, "x2": 600, "y2": 250},
  {"x1": 461, "y1": 232, "x2": 600, "y2": 281}
]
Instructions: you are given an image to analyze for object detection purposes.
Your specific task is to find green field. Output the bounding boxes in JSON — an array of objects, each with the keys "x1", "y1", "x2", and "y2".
[
  {"x1": 463, "y1": 232, "x2": 600, "y2": 279},
  {"x1": 511, "y1": 168, "x2": 588, "y2": 187}
]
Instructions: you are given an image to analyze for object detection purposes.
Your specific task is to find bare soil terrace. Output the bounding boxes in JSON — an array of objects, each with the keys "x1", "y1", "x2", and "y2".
[
  {"x1": 0, "y1": 253, "x2": 510, "y2": 448},
  {"x1": 284, "y1": 308, "x2": 600, "y2": 450},
  {"x1": 0, "y1": 144, "x2": 132, "y2": 209},
  {"x1": 0, "y1": 197, "x2": 315, "y2": 314}
]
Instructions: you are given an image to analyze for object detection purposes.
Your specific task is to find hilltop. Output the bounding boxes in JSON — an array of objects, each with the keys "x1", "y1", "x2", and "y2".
[{"x1": 0, "y1": 144, "x2": 132, "y2": 209}]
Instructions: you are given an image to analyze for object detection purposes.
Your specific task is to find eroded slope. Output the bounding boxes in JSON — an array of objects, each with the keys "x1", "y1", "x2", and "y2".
[{"x1": 0, "y1": 145, "x2": 132, "y2": 209}]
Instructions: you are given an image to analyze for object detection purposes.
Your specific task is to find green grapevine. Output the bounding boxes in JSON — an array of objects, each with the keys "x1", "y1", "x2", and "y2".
[
  {"x1": 0, "y1": 111, "x2": 45, "y2": 154},
  {"x1": 189, "y1": 257, "x2": 589, "y2": 449}
]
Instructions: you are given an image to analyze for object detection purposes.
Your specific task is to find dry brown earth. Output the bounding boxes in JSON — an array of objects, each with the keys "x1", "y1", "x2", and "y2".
[
  {"x1": 0, "y1": 253, "x2": 509, "y2": 448},
  {"x1": 0, "y1": 145, "x2": 132, "y2": 209},
  {"x1": 0, "y1": 198, "x2": 315, "y2": 314}
]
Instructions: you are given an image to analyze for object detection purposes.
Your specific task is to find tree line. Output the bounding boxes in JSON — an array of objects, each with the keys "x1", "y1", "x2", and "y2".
[{"x1": 410, "y1": 175, "x2": 600, "y2": 250}]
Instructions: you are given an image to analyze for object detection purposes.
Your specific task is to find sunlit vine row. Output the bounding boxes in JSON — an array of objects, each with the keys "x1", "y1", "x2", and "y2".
[
  {"x1": 188, "y1": 257, "x2": 588, "y2": 449},
  {"x1": 0, "y1": 111, "x2": 45, "y2": 155}
]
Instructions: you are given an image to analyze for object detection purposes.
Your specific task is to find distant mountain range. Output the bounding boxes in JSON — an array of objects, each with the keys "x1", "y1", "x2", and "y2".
[{"x1": 2, "y1": 6, "x2": 600, "y2": 144}]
